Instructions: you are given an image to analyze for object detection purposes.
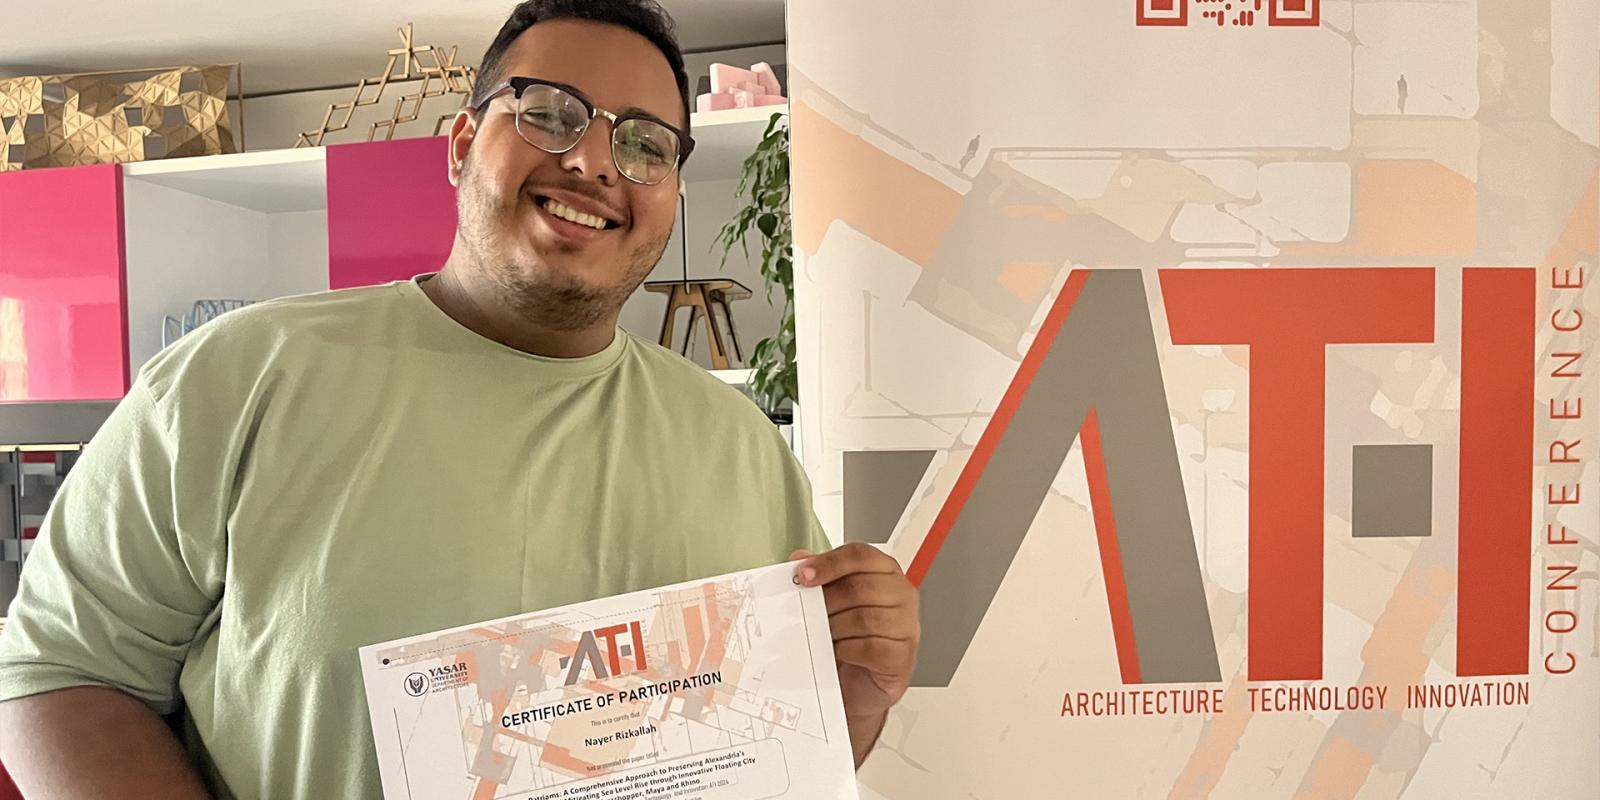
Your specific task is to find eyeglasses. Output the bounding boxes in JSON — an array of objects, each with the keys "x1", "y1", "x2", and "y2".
[{"x1": 475, "y1": 77, "x2": 695, "y2": 186}]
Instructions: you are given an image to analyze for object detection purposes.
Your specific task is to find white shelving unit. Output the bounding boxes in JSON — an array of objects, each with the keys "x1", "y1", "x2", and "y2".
[
  {"x1": 121, "y1": 148, "x2": 333, "y2": 370},
  {"x1": 116, "y1": 107, "x2": 784, "y2": 373},
  {"x1": 118, "y1": 107, "x2": 780, "y2": 211},
  {"x1": 123, "y1": 147, "x2": 328, "y2": 213},
  {"x1": 630, "y1": 107, "x2": 787, "y2": 368},
  {"x1": 710, "y1": 368, "x2": 756, "y2": 386},
  {"x1": 683, "y1": 106, "x2": 784, "y2": 182}
]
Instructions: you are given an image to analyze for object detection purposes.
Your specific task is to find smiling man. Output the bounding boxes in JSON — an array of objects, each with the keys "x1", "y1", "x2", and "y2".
[{"x1": 0, "y1": 2, "x2": 919, "y2": 798}]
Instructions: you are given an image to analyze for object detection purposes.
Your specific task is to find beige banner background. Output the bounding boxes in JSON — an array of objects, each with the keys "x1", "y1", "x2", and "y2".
[{"x1": 788, "y1": 1, "x2": 1599, "y2": 797}]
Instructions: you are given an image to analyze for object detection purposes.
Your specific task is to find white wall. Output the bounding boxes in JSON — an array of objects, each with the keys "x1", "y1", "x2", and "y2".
[
  {"x1": 268, "y1": 210, "x2": 333, "y2": 300},
  {"x1": 122, "y1": 181, "x2": 329, "y2": 371}
]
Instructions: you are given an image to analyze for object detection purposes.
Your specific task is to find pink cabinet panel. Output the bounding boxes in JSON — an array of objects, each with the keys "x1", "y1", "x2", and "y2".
[
  {"x1": 326, "y1": 137, "x2": 458, "y2": 290},
  {"x1": 0, "y1": 164, "x2": 129, "y2": 402}
]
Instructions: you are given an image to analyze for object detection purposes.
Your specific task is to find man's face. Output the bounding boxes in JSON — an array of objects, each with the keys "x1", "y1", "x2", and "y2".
[{"x1": 451, "y1": 19, "x2": 684, "y2": 328}]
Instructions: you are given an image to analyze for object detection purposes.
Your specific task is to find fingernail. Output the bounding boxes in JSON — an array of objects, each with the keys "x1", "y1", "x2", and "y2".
[{"x1": 799, "y1": 566, "x2": 817, "y2": 584}]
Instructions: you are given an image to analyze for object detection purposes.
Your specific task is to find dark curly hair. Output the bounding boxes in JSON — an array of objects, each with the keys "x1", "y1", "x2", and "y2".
[{"x1": 473, "y1": 0, "x2": 692, "y2": 132}]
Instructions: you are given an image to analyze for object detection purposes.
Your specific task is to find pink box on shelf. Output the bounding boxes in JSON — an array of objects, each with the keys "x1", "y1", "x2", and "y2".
[
  {"x1": 699, "y1": 62, "x2": 787, "y2": 114},
  {"x1": 697, "y1": 93, "x2": 738, "y2": 113},
  {"x1": 709, "y1": 63, "x2": 757, "y2": 94},
  {"x1": 752, "y1": 63, "x2": 782, "y2": 95},
  {"x1": 736, "y1": 91, "x2": 787, "y2": 109}
]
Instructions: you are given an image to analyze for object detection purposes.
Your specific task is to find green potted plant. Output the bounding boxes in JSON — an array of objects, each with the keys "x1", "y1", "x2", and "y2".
[{"x1": 714, "y1": 112, "x2": 796, "y2": 421}]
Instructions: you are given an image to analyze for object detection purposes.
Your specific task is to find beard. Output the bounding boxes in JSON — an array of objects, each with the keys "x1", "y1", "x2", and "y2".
[{"x1": 455, "y1": 154, "x2": 671, "y2": 332}]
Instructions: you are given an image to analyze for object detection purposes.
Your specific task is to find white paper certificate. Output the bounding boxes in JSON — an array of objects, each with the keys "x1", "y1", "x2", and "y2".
[{"x1": 359, "y1": 562, "x2": 860, "y2": 800}]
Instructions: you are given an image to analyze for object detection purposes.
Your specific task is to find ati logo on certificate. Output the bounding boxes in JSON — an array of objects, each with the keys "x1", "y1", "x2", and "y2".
[{"x1": 560, "y1": 620, "x2": 649, "y2": 685}]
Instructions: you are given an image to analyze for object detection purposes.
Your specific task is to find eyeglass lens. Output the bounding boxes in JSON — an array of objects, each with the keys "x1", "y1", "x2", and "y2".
[{"x1": 514, "y1": 83, "x2": 680, "y2": 185}]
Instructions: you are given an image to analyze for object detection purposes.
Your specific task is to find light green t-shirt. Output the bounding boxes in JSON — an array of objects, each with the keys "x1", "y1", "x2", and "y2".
[{"x1": 0, "y1": 277, "x2": 827, "y2": 799}]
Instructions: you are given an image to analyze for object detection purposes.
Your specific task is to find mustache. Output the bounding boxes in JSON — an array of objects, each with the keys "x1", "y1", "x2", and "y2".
[
  {"x1": 457, "y1": 156, "x2": 627, "y2": 221},
  {"x1": 522, "y1": 176, "x2": 627, "y2": 220}
]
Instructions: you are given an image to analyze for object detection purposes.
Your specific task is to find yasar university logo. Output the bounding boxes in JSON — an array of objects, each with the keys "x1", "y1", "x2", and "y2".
[{"x1": 899, "y1": 267, "x2": 1586, "y2": 686}]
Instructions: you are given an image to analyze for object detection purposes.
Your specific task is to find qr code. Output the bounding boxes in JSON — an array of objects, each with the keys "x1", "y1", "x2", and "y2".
[{"x1": 1137, "y1": 0, "x2": 1321, "y2": 27}]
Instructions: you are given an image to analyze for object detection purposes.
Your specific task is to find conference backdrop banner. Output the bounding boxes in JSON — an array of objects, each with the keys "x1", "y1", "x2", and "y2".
[{"x1": 787, "y1": 1, "x2": 1598, "y2": 797}]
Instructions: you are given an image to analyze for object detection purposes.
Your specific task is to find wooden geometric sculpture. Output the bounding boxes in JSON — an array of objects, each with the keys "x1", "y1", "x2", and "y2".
[
  {"x1": 295, "y1": 23, "x2": 477, "y2": 148},
  {"x1": 0, "y1": 65, "x2": 238, "y2": 172}
]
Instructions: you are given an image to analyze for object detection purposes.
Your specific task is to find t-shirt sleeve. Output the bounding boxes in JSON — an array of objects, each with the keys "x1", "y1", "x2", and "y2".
[
  {"x1": 770, "y1": 428, "x2": 833, "y2": 557},
  {"x1": 0, "y1": 378, "x2": 226, "y2": 715}
]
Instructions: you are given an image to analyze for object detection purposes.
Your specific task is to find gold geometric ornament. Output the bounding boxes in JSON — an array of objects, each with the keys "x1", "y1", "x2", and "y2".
[
  {"x1": 0, "y1": 64, "x2": 240, "y2": 172},
  {"x1": 295, "y1": 23, "x2": 477, "y2": 147}
]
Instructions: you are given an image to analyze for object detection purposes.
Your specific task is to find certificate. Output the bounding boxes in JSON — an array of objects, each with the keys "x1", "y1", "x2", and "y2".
[{"x1": 359, "y1": 562, "x2": 860, "y2": 800}]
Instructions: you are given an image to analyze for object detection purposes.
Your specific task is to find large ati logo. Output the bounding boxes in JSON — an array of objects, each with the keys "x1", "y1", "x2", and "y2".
[
  {"x1": 885, "y1": 267, "x2": 1587, "y2": 687},
  {"x1": 562, "y1": 621, "x2": 650, "y2": 686}
]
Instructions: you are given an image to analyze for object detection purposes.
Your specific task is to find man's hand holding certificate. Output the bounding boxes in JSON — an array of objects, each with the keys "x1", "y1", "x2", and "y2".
[
  {"x1": 361, "y1": 551, "x2": 914, "y2": 800},
  {"x1": 790, "y1": 543, "x2": 921, "y2": 767}
]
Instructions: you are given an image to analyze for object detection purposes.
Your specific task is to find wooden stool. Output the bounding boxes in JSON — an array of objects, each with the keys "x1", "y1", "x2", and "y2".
[{"x1": 644, "y1": 279, "x2": 753, "y2": 369}]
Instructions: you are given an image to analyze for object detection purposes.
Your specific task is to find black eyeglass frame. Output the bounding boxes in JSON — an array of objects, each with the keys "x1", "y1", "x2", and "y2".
[{"x1": 474, "y1": 77, "x2": 696, "y2": 182}]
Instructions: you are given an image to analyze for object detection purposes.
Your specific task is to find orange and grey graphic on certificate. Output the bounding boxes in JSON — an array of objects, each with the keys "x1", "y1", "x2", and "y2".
[{"x1": 359, "y1": 562, "x2": 859, "y2": 800}]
